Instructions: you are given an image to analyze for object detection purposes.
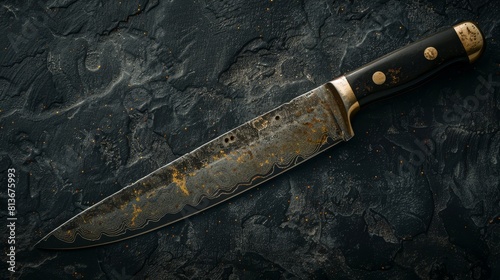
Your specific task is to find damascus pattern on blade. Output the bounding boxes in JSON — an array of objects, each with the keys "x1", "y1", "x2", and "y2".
[{"x1": 49, "y1": 83, "x2": 354, "y2": 244}]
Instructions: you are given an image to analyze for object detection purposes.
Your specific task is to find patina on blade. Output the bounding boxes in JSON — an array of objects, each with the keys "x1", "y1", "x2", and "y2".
[{"x1": 36, "y1": 79, "x2": 357, "y2": 249}]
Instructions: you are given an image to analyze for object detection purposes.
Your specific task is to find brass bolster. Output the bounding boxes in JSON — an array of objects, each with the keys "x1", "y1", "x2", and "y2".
[
  {"x1": 453, "y1": 21, "x2": 485, "y2": 63},
  {"x1": 329, "y1": 76, "x2": 359, "y2": 137}
]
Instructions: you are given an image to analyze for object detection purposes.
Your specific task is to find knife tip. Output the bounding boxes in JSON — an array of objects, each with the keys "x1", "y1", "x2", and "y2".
[
  {"x1": 34, "y1": 234, "x2": 66, "y2": 250},
  {"x1": 35, "y1": 231, "x2": 83, "y2": 250}
]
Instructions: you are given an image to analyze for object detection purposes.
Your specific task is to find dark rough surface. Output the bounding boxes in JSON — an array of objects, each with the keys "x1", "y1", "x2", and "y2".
[{"x1": 0, "y1": 0, "x2": 499, "y2": 279}]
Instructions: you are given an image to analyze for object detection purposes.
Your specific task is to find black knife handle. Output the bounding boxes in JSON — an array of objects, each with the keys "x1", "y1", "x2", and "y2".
[{"x1": 344, "y1": 21, "x2": 485, "y2": 108}]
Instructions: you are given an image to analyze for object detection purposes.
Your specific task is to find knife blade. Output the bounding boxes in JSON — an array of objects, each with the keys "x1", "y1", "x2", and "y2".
[{"x1": 36, "y1": 21, "x2": 485, "y2": 249}]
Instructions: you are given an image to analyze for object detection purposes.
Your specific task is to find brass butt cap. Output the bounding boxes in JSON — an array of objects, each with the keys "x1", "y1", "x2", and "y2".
[{"x1": 453, "y1": 21, "x2": 485, "y2": 63}]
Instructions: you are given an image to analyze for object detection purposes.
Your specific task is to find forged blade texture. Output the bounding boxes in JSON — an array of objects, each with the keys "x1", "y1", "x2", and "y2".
[{"x1": 37, "y1": 82, "x2": 354, "y2": 249}]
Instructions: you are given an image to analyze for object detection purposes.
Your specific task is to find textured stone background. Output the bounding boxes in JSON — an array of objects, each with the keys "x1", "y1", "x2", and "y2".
[{"x1": 1, "y1": 0, "x2": 499, "y2": 279}]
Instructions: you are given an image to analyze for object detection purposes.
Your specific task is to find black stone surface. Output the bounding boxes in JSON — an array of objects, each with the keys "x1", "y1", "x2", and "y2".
[{"x1": 0, "y1": 0, "x2": 499, "y2": 279}]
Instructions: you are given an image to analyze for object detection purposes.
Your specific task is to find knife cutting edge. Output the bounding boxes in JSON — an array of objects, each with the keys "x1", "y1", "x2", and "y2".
[{"x1": 36, "y1": 21, "x2": 485, "y2": 249}]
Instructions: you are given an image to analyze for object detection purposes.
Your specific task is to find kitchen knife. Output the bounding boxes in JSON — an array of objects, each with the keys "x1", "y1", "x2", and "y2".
[{"x1": 36, "y1": 21, "x2": 485, "y2": 249}]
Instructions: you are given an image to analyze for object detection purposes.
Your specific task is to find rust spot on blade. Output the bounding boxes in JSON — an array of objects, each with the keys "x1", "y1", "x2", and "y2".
[
  {"x1": 251, "y1": 117, "x2": 268, "y2": 130},
  {"x1": 236, "y1": 152, "x2": 248, "y2": 163},
  {"x1": 131, "y1": 204, "x2": 143, "y2": 226},
  {"x1": 133, "y1": 188, "x2": 143, "y2": 202},
  {"x1": 172, "y1": 169, "x2": 190, "y2": 195}
]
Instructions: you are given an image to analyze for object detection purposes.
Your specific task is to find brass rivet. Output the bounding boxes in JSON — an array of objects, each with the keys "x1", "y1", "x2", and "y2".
[
  {"x1": 424, "y1": 47, "x2": 438, "y2": 60},
  {"x1": 372, "y1": 71, "x2": 386, "y2": 85}
]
